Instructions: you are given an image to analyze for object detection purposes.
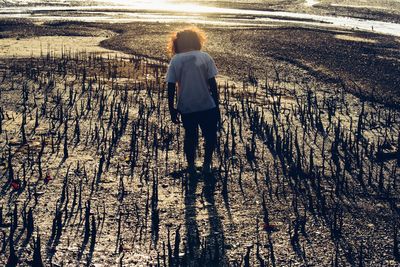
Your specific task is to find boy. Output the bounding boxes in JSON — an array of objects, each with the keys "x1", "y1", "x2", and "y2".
[{"x1": 166, "y1": 27, "x2": 220, "y2": 175}]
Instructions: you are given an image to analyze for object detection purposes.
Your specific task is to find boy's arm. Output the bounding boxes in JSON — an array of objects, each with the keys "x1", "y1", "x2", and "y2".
[
  {"x1": 208, "y1": 77, "x2": 221, "y2": 125},
  {"x1": 167, "y1": 82, "x2": 180, "y2": 124},
  {"x1": 168, "y1": 82, "x2": 176, "y2": 111},
  {"x1": 208, "y1": 77, "x2": 219, "y2": 107}
]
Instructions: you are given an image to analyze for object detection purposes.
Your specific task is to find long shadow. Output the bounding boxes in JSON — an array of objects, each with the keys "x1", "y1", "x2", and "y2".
[
  {"x1": 85, "y1": 215, "x2": 96, "y2": 267},
  {"x1": 202, "y1": 173, "x2": 227, "y2": 266},
  {"x1": 219, "y1": 167, "x2": 233, "y2": 223},
  {"x1": 184, "y1": 175, "x2": 201, "y2": 266},
  {"x1": 182, "y1": 171, "x2": 228, "y2": 266}
]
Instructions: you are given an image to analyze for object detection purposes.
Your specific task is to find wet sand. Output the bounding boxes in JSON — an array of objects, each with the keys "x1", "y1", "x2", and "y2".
[
  {"x1": 0, "y1": 28, "x2": 399, "y2": 267},
  {"x1": 0, "y1": 8, "x2": 400, "y2": 267}
]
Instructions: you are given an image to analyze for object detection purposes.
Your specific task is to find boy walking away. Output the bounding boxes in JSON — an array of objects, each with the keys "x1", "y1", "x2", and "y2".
[{"x1": 166, "y1": 27, "x2": 220, "y2": 176}]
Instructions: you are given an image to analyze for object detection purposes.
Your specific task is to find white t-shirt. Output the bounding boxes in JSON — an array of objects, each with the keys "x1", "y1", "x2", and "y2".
[{"x1": 166, "y1": 50, "x2": 218, "y2": 114}]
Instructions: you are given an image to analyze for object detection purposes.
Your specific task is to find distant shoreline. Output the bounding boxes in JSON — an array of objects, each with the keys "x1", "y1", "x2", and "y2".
[{"x1": 1, "y1": 1, "x2": 400, "y2": 31}]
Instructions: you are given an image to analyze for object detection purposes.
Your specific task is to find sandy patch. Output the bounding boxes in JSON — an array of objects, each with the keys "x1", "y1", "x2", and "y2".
[
  {"x1": 334, "y1": 34, "x2": 377, "y2": 43},
  {"x1": 330, "y1": 3, "x2": 390, "y2": 10},
  {"x1": 0, "y1": 36, "x2": 130, "y2": 58}
]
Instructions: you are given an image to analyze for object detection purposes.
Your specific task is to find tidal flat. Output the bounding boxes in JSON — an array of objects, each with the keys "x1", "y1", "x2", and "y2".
[{"x1": 0, "y1": 1, "x2": 400, "y2": 266}]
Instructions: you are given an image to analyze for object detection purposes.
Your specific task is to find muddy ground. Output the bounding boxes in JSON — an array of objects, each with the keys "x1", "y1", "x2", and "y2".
[
  {"x1": 0, "y1": 18, "x2": 399, "y2": 266},
  {"x1": 1, "y1": 19, "x2": 399, "y2": 107}
]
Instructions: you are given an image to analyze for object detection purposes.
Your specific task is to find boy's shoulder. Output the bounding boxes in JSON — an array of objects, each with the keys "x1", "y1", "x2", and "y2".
[
  {"x1": 198, "y1": 50, "x2": 211, "y2": 58},
  {"x1": 170, "y1": 51, "x2": 213, "y2": 63},
  {"x1": 176, "y1": 50, "x2": 210, "y2": 57},
  {"x1": 200, "y1": 51, "x2": 215, "y2": 63}
]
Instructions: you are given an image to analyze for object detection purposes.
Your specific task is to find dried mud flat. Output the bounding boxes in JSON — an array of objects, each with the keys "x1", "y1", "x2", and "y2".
[
  {"x1": 0, "y1": 33, "x2": 399, "y2": 267},
  {"x1": 1, "y1": 19, "x2": 400, "y2": 108}
]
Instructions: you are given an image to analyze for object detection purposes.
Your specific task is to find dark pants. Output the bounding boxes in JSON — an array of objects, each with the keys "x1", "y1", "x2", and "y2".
[{"x1": 181, "y1": 108, "x2": 218, "y2": 166}]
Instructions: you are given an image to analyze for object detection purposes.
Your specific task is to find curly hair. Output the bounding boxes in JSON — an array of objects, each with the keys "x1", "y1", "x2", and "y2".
[{"x1": 167, "y1": 26, "x2": 207, "y2": 57}]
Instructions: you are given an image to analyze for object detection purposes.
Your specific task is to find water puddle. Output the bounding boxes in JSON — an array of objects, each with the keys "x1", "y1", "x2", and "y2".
[
  {"x1": 1, "y1": 1, "x2": 400, "y2": 36},
  {"x1": 304, "y1": 0, "x2": 319, "y2": 7}
]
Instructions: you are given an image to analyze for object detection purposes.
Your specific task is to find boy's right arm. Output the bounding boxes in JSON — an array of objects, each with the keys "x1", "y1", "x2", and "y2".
[
  {"x1": 166, "y1": 57, "x2": 180, "y2": 124},
  {"x1": 168, "y1": 82, "x2": 180, "y2": 124}
]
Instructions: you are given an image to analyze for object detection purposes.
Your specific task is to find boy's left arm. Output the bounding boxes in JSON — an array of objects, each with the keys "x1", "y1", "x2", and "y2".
[{"x1": 208, "y1": 77, "x2": 221, "y2": 124}]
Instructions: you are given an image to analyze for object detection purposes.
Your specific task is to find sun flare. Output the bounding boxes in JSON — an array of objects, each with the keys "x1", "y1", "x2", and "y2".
[{"x1": 100, "y1": 0, "x2": 218, "y2": 14}]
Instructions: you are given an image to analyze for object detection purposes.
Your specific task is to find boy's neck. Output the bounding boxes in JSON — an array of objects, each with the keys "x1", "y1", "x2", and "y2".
[{"x1": 180, "y1": 49, "x2": 198, "y2": 53}]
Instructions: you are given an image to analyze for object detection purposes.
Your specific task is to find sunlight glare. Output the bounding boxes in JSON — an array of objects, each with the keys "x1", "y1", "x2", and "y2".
[{"x1": 102, "y1": 0, "x2": 220, "y2": 14}]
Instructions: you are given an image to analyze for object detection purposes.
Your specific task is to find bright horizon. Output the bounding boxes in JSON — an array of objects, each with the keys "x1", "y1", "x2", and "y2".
[
  {"x1": 1, "y1": 0, "x2": 400, "y2": 36},
  {"x1": 95, "y1": 0, "x2": 227, "y2": 14},
  {"x1": 1, "y1": 0, "x2": 228, "y2": 14}
]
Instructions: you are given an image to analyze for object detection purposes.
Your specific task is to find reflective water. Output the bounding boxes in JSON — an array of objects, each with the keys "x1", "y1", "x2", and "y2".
[
  {"x1": 304, "y1": 0, "x2": 319, "y2": 7},
  {"x1": 1, "y1": 0, "x2": 400, "y2": 36}
]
